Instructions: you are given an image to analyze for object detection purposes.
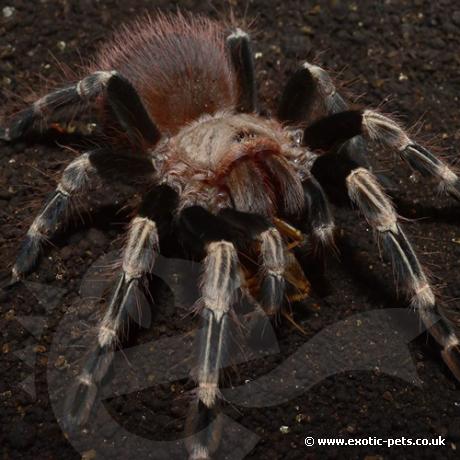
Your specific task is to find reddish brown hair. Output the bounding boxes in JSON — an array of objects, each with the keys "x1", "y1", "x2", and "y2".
[{"x1": 90, "y1": 12, "x2": 237, "y2": 135}]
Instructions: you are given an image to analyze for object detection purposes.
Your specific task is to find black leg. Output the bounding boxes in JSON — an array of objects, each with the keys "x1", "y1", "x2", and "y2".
[
  {"x1": 1, "y1": 71, "x2": 160, "y2": 147},
  {"x1": 303, "y1": 109, "x2": 460, "y2": 201},
  {"x1": 176, "y1": 205, "x2": 292, "y2": 457},
  {"x1": 12, "y1": 149, "x2": 105, "y2": 281},
  {"x1": 346, "y1": 167, "x2": 460, "y2": 381},
  {"x1": 198, "y1": 207, "x2": 290, "y2": 315},
  {"x1": 180, "y1": 206, "x2": 290, "y2": 313},
  {"x1": 226, "y1": 29, "x2": 258, "y2": 113},
  {"x1": 277, "y1": 62, "x2": 348, "y2": 126},
  {"x1": 218, "y1": 208, "x2": 271, "y2": 239},
  {"x1": 106, "y1": 74, "x2": 160, "y2": 146},
  {"x1": 177, "y1": 206, "x2": 240, "y2": 459},
  {"x1": 303, "y1": 110, "x2": 363, "y2": 151},
  {"x1": 64, "y1": 185, "x2": 178, "y2": 428},
  {"x1": 278, "y1": 62, "x2": 372, "y2": 175},
  {"x1": 1, "y1": 71, "x2": 115, "y2": 141},
  {"x1": 177, "y1": 206, "x2": 243, "y2": 262},
  {"x1": 12, "y1": 149, "x2": 156, "y2": 282},
  {"x1": 277, "y1": 64, "x2": 317, "y2": 124}
]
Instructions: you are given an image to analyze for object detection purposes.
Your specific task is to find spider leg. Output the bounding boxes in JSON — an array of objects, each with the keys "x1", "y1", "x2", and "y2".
[
  {"x1": 217, "y1": 208, "x2": 288, "y2": 316},
  {"x1": 64, "y1": 185, "x2": 178, "y2": 428},
  {"x1": 278, "y1": 62, "x2": 347, "y2": 125},
  {"x1": 302, "y1": 173, "x2": 335, "y2": 250},
  {"x1": 346, "y1": 167, "x2": 460, "y2": 380},
  {"x1": 180, "y1": 206, "x2": 288, "y2": 315},
  {"x1": 178, "y1": 208, "x2": 240, "y2": 460},
  {"x1": 187, "y1": 239, "x2": 239, "y2": 460},
  {"x1": 177, "y1": 205, "x2": 293, "y2": 458},
  {"x1": 12, "y1": 149, "x2": 155, "y2": 281},
  {"x1": 226, "y1": 28, "x2": 258, "y2": 113},
  {"x1": 257, "y1": 227, "x2": 286, "y2": 316},
  {"x1": 279, "y1": 62, "x2": 373, "y2": 175},
  {"x1": 12, "y1": 150, "x2": 102, "y2": 281},
  {"x1": 1, "y1": 71, "x2": 160, "y2": 146},
  {"x1": 302, "y1": 109, "x2": 460, "y2": 201}
]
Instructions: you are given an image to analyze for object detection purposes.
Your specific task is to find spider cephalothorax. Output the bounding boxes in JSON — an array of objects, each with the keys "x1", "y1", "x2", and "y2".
[
  {"x1": 156, "y1": 111, "x2": 305, "y2": 215},
  {"x1": 2, "y1": 11, "x2": 460, "y2": 460}
]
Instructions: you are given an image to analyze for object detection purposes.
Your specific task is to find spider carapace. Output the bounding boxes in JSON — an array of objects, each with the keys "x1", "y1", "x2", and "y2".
[{"x1": 2, "y1": 12, "x2": 460, "y2": 460}]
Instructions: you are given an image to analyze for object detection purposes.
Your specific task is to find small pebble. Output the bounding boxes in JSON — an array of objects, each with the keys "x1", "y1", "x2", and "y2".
[
  {"x1": 81, "y1": 450, "x2": 97, "y2": 460},
  {"x1": 295, "y1": 413, "x2": 307, "y2": 423},
  {"x1": 2, "y1": 6, "x2": 15, "y2": 18},
  {"x1": 301, "y1": 25, "x2": 314, "y2": 35},
  {"x1": 383, "y1": 391, "x2": 393, "y2": 402}
]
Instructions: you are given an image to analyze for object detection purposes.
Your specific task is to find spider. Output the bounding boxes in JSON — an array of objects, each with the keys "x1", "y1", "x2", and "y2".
[{"x1": 2, "y1": 11, "x2": 460, "y2": 460}]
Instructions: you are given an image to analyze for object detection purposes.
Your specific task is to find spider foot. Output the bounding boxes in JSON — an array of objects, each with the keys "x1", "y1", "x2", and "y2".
[
  {"x1": 442, "y1": 343, "x2": 460, "y2": 382},
  {"x1": 9, "y1": 268, "x2": 22, "y2": 287},
  {"x1": 260, "y1": 273, "x2": 285, "y2": 316},
  {"x1": 63, "y1": 377, "x2": 98, "y2": 431},
  {"x1": 0, "y1": 108, "x2": 36, "y2": 142},
  {"x1": 400, "y1": 142, "x2": 460, "y2": 201},
  {"x1": 186, "y1": 401, "x2": 222, "y2": 460},
  {"x1": 0, "y1": 125, "x2": 10, "y2": 141},
  {"x1": 12, "y1": 234, "x2": 43, "y2": 281},
  {"x1": 63, "y1": 343, "x2": 114, "y2": 430}
]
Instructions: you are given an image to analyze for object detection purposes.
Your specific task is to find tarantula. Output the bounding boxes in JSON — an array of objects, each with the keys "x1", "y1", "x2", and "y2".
[{"x1": 2, "y1": 12, "x2": 460, "y2": 460}]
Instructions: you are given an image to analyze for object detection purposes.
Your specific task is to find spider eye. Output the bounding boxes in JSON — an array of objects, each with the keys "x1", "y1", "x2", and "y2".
[
  {"x1": 235, "y1": 130, "x2": 256, "y2": 142},
  {"x1": 236, "y1": 131, "x2": 246, "y2": 142}
]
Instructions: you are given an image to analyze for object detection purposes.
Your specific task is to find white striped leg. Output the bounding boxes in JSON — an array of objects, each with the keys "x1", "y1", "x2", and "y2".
[
  {"x1": 361, "y1": 110, "x2": 460, "y2": 200},
  {"x1": 279, "y1": 62, "x2": 371, "y2": 178},
  {"x1": 289, "y1": 62, "x2": 460, "y2": 195},
  {"x1": 258, "y1": 227, "x2": 287, "y2": 316},
  {"x1": 1, "y1": 71, "x2": 160, "y2": 145},
  {"x1": 303, "y1": 108, "x2": 460, "y2": 201},
  {"x1": 301, "y1": 63, "x2": 370, "y2": 162},
  {"x1": 1, "y1": 71, "x2": 117, "y2": 141},
  {"x1": 12, "y1": 151, "x2": 100, "y2": 281},
  {"x1": 346, "y1": 167, "x2": 460, "y2": 379},
  {"x1": 302, "y1": 174, "x2": 335, "y2": 249},
  {"x1": 65, "y1": 214, "x2": 159, "y2": 427},
  {"x1": 186, "y1": 241, "x2": 240, "y2": 460}
]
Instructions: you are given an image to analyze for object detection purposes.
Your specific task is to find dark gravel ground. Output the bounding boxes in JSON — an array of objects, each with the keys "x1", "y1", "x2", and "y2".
[{"x1": 2, "y1": 0, "x2": 460, "y2": 459}]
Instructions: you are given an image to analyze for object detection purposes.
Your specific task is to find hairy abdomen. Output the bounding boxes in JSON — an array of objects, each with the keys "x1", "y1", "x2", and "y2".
[{"x1": 90, "y1": 12, "x2": 237, "y2": 134}]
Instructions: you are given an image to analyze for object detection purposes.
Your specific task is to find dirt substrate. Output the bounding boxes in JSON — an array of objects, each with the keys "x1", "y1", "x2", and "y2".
[{"x1": 2, "y1": 1, "x2": 460, "y2": 459}]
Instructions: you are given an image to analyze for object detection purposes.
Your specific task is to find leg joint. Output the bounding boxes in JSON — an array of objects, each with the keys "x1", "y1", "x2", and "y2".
[{"x1": 76, "y1": 70, "x2": 118, "y2": 99}]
